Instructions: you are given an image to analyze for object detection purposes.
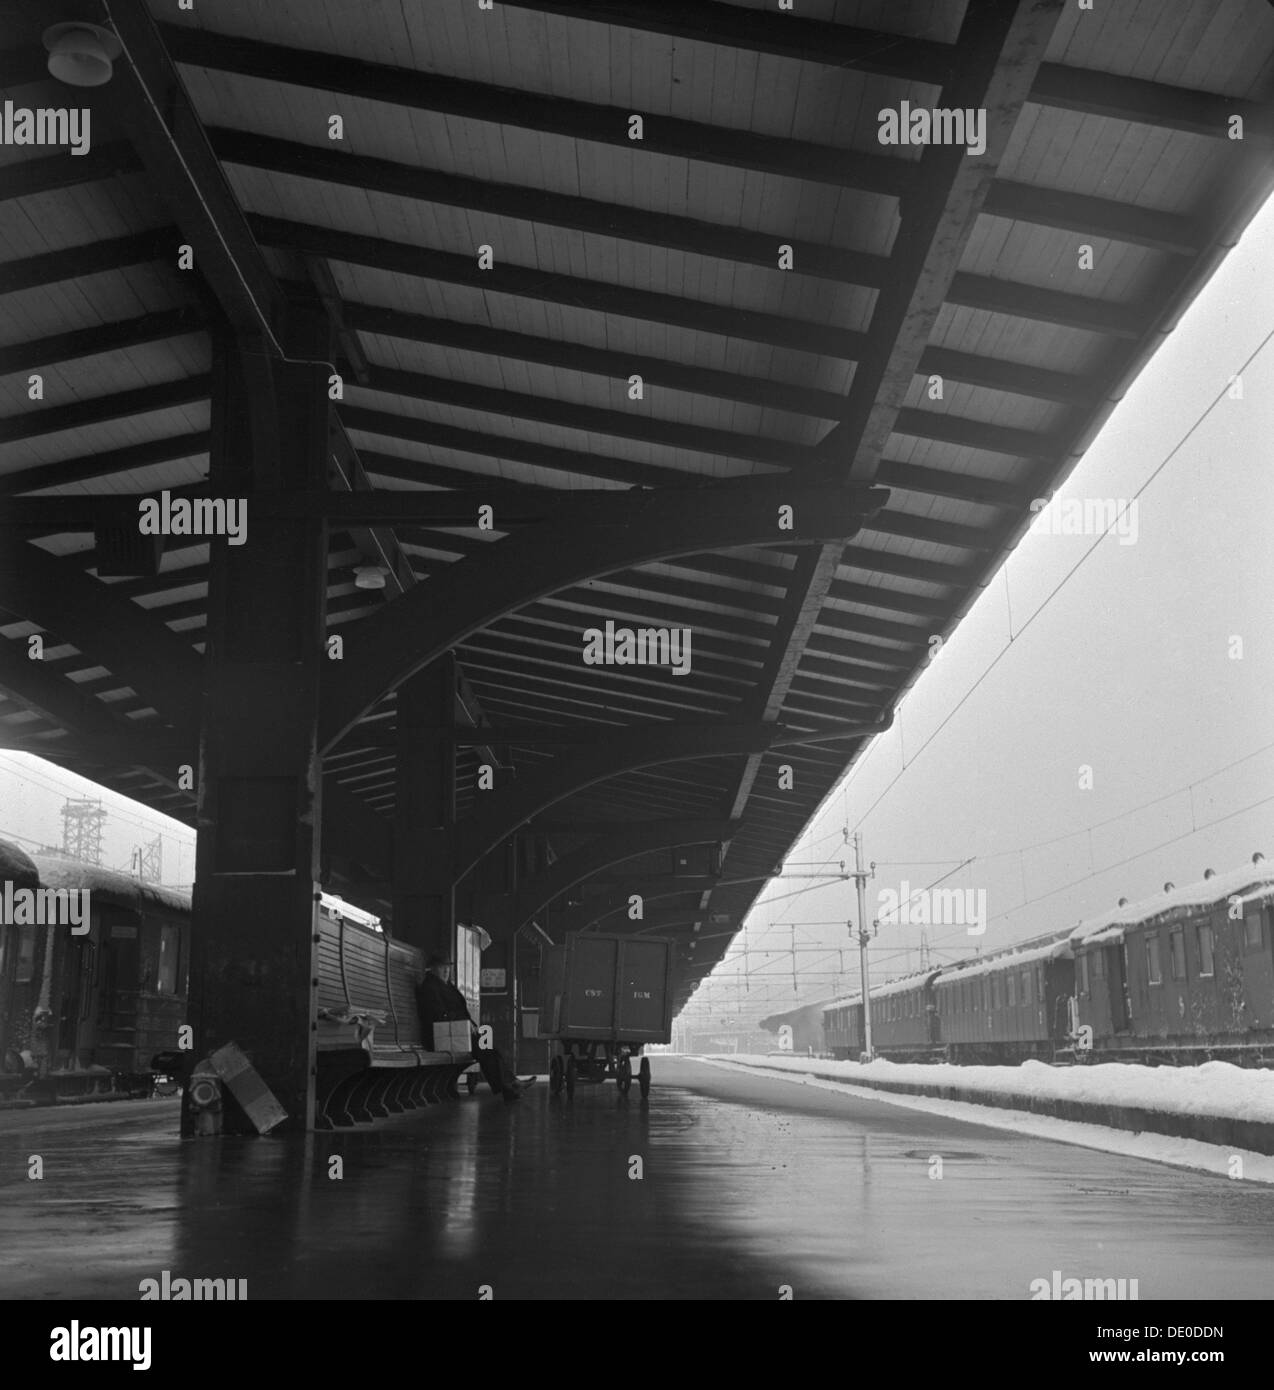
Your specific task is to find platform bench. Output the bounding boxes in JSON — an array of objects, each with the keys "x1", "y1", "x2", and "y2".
[{"x1": 314, "y1": 909, "x2": 477, "y2": 1128}]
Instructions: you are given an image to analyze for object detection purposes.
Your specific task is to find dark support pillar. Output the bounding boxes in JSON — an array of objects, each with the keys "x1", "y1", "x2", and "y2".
[
  {"x1": 392, "y1": 654, "x2": 456, "y2": 959},
  {"x1": 189, "y1": 300, "x2": 331, "y2": 1135}
]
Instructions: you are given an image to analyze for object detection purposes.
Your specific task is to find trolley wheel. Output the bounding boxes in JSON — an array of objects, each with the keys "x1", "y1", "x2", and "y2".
[
  {"x1": 638, "y1": 1056, "x2": 651, "y2": 1098},
  {"x1": 549, "y1": 1056, "x2": 563, "y2": 1094},
  {"x1": 465, "y1": 1071, "x2": 480, "y2": 1095},
  {"x1": 565, "y1": 1055, "x2": 577, "y2": 1098},
  {"x1": 616, "y1": 1053, "x2": 632, "y2": 1096}
]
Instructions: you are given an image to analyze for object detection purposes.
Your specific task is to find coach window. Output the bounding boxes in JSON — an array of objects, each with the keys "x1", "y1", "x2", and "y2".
[
  {"x1": 1146, "y1": 934, "x2": 1162, "y2": 985},
  {"x1": 1078, "y1": 953, "x2": 1089, "y2": 995},
  {"x1": 1093, "y1": 949, "x2": 1105, "y2": 980},
  {"x1": 1007, "y1": 973, "x2": 1016, "y2": 1006},
  {"x1": 16, "y1": 924, "x2": 36, "y2": 983},
  {"x1": 1169, "y1": 928, "x2": 1186, "y2": 981},
  {"x1": 1244, "y1": 910, "x2": 1263, "y2": 950},
  {"x1": 156, "y1": 924, "x2": 181, "y2": 995},
  {"x1": 1197, "y1": 923, "x2": 1215, "y2": 978},
  {"x1": 1022, "y1": 969, "x2": 1032, "y2": 1004}
]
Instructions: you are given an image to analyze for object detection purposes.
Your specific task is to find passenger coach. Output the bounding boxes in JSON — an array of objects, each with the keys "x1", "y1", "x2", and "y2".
[
  {"x1": 1071, "y1": 855, "x2": 1274, "y2": 1065},
  {"x1": 933, "y1": 934, "x2": 1074, "y2": 1064}
]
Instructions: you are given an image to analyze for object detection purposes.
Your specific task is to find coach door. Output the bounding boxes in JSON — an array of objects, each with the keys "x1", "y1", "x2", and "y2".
[
  {"x1": 1241, "y1": 904, "x2": 1274, "y2": 1031},
  {"x1": 1106, "y1": 942, "x2": 1130, "y2": 1032},
  {"x1": 56, "y1": 934, "x2": 96, "y2": 1062}
]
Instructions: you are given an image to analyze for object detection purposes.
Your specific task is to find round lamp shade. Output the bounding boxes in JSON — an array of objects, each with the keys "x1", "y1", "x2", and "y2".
[
  {"x1": 353, "y1": 565, "x2": 388, "y2": 590},
  {"x1": 42, "y1": 23, "x2": 123, "y2": 89}
]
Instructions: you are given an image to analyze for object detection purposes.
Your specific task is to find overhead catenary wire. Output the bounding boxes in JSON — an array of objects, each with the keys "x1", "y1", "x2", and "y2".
[{"x1": 831, "y1": 327, "x2": 1274, "y2": 839}]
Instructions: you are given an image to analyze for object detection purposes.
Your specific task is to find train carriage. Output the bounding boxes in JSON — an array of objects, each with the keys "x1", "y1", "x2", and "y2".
[
  {"x1": 0, "y1": 839, "x2": 44, "y2": 1090},
  {"x1": 933, "y1": 934, "x2": 1073, "y2": 1064},
  {"x1": 1071, "y1": 856, "x2": 1274, "y2": 1065},
  {"x1": 867, "y1": 971, "x2": 941, "y2": 1059},
  {"x1": 823, "y1": 995, "x2": 863, "y2": 1059},
  {"x1": 0, "y1": 851, "x2": 192, "y2": 1101}
]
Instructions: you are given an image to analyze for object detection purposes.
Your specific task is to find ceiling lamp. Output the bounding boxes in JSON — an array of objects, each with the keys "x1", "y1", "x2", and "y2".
[
  {"x1": 42, "y1": 22, "x2": 122, "y2": 88},
  {"x1": 353, "y1": 565, "x2": 389, "y2": 591}
]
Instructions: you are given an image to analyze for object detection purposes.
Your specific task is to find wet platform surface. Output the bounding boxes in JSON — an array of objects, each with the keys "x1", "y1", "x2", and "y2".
[{"x1": 2, "y1": 1056, "x2": 1273, "y2": 1300}]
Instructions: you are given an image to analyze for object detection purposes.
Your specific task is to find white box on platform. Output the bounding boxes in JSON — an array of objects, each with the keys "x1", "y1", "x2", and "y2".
[{"x1": 432, "y1": 1022, "x2": 472, "y2": 1053}]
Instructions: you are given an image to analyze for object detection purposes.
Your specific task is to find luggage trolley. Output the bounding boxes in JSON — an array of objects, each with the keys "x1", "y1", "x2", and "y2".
[{"x1": 539, "y1": 932, "x2": 674, "y2": 1099}]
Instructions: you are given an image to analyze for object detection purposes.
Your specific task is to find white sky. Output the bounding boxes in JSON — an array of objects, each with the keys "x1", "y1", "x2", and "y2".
[
  {"x1": 1, "y1": 197, "x2": 1271, "y2": 1004},
  {"x1": 693, "y1": 191, "x2": 1274, "y2": 1025}
]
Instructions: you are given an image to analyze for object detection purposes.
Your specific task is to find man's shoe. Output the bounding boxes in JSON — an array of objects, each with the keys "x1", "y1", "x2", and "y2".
[{"x1": 516, "y1": 1075, "x2": 538, "y2": 1087}]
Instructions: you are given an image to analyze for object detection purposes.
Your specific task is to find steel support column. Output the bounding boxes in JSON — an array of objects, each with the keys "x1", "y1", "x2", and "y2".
[
  {"x1": 391, "y1": 656, "x2": 457, "y2": 959},
  {"x1": 188, "y1": 303, "x2": 330, "y2": 1135}
]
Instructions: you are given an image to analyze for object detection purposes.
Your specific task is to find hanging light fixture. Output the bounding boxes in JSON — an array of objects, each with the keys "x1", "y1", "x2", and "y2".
[
  {"x1": 353, "y1": 565, "x2": 389, "y2": 591},
  {"x1": 42, "y1": 23, "x2": 123, "y2": 88}
]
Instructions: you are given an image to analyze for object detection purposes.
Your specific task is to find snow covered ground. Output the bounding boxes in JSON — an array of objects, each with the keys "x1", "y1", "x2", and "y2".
[
  {"x1": 693, "y1": 1054, "x2": 1274, "y2": 1183},
  {"x1": 711, "y1": 1054, "x2": 1274, "y2": 1122}
]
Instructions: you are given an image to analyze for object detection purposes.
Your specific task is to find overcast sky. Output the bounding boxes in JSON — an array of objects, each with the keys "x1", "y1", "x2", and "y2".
[
  {"x1": 693, "y1": 191, "x2": 1274, "y2": 1025},
  {"x1": 2, "y1": 196, "x2": 1272, "y2": 1018}
]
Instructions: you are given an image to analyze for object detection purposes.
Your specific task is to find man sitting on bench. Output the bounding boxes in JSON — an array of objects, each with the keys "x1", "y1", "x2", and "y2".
[{"x1": 415, "y1": 954, "x2": 530, "y2": 1103}]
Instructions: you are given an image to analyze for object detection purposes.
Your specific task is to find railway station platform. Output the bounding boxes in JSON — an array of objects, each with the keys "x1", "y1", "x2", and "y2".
[{"x1": 3, "y1": 1057, "x2": 1273, "y2": 1303}]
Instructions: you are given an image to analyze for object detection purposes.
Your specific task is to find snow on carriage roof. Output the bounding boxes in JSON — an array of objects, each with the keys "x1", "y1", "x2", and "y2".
[
  {"x1": 933, "y1": 935, "x2": 1073, "y2": 985},
  {"x1": 31, "y1": 853, "x2": 192, "y2": 916},
  {"x1": 864, "y1": 971, "x2": 942, "y2": 1002},
  {"x1": 1069, "y1": 856, "x2": 1274, "y2": 945}
]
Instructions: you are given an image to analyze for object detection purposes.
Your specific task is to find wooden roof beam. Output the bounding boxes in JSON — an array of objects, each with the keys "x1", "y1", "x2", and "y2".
[
  {"x1": 498, "y1": 1, "x2": 956, "y2": 83},
  {"x1": 0, "y1": 229, "x2": 175, "y2": 295},
  {"x1": 946, "y1": 274, "x2": 1145, "y2": 338},
  {"x1": 318, "y1": 481, "x2": 888, "y2": 750},
  {"x1": 0, "y1": 433, "x2": 210, "y2": 497},
  {"x1": 449, "y1": 717, "x2": 885, "y2": 881},
  {"x1": 504, "y1": 1, "x2": 1274, "y2": 144},
  {"x1": 336, "y1": 297, "x2": 849, "y2": 420},
  {"x1": 161, "y1": 24, "x2": 911, "y2": 198},
  {"x1": 815, "y1": 0, "x2": 1067, "y2": 483},
  {"x1": 0, "y1": 309, "x2": 203, "y2": 376},
  {"x1": 0, "y1": 142, "x2": 139, "y2": 201},
  {"x1": 212, "y1": 129, "x2": 889, "y2": 288},
  {"x1": 1031, "y1": 63, "x2": 1274, "y2": 144},
  {"x1": 262, "y1": 219, "x2": 1110, "y2": 408},
  {"x1": 891, "y1": 408, "x2": 1059, "y2": 460},
  {"x1": 81, "y1": 2, "x2": 283, "y2": 338},
  {"x1": 259, "y1": 222, "x2": 867, "y2": 358},
  {"x1": 0, "y1": 377, "x2": 210, "y2": 445},
  {"x1": 875, "y1": 459, "x2": 1032, "y2": 509},
  {"x1": 342, "y1": 406, "x2": 707, "y2": 491},
  {"x1": 359, "y1": 364, "x2": 800, "y2": 468},
  {"x1": 983, "y1": 181, "x2": 1203, "y2": 255}
]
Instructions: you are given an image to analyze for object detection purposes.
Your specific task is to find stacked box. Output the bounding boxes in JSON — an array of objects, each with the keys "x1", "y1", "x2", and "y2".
[{"x1": 432, "y1": 1021, "x2": 472, "y2": 1053}]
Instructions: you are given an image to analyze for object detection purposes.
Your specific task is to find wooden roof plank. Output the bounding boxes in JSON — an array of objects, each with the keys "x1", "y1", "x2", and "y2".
[{"x1": 212, "y1": 129, "x2": 889, "y2": 287}]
